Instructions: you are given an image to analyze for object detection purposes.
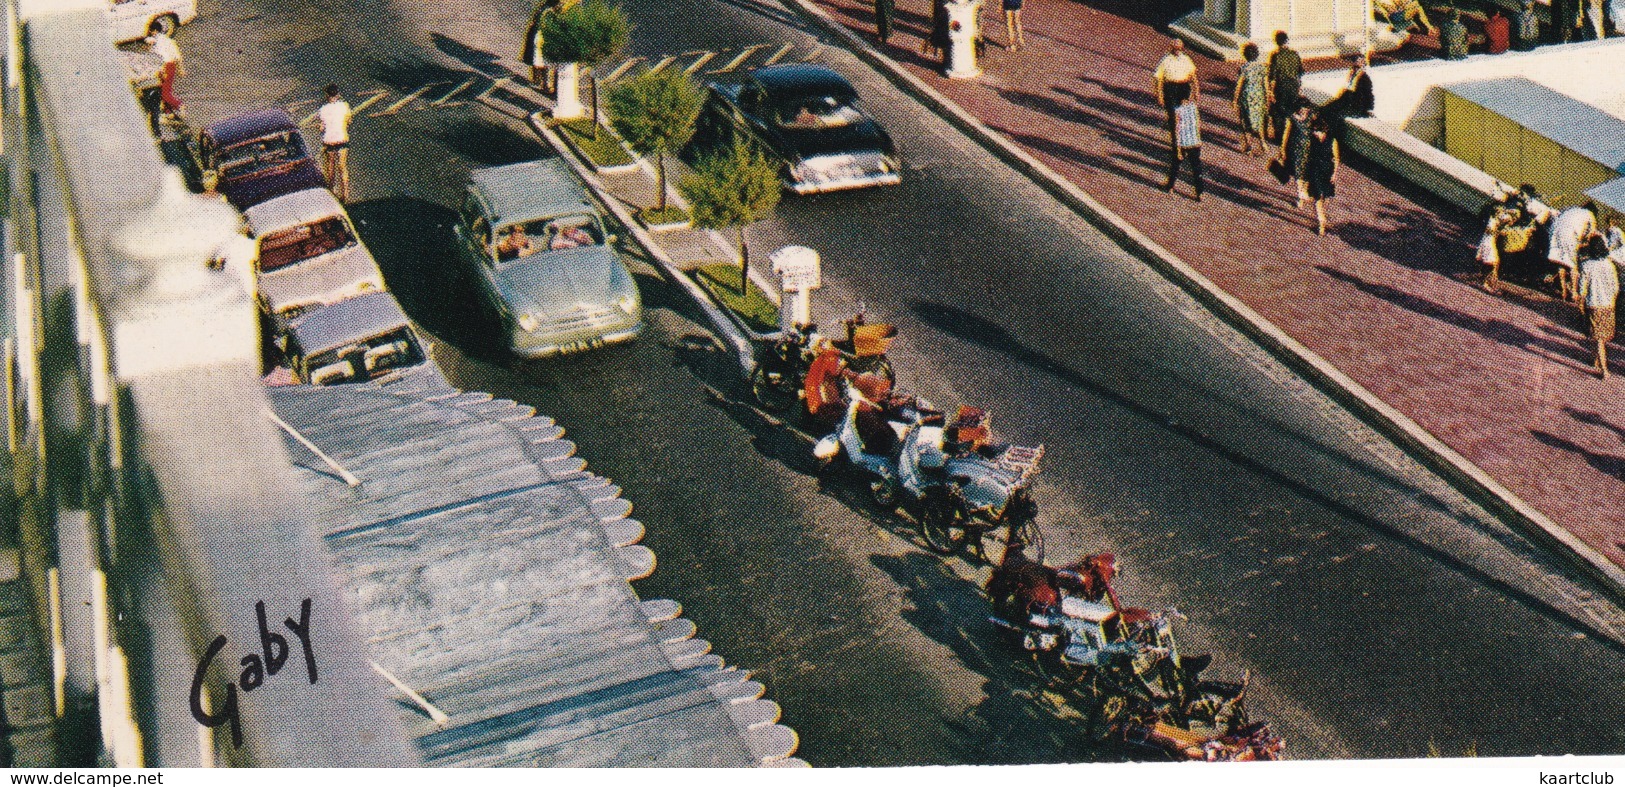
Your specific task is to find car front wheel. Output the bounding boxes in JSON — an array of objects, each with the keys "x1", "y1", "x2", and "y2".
[{"x1": 149, "y1": 14, "x2": 179, "y2": 36}]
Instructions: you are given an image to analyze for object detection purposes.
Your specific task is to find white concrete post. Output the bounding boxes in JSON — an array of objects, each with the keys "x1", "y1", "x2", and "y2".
[
  {"x1": 552, "y1": 61, "x2": 585, "y2": 120},
  {"x1": 945, "y1": 0, "x2": 983, "y2": 79},
  {"x1": 770, "y1": 246, "x2": 822, "y2": 332}
]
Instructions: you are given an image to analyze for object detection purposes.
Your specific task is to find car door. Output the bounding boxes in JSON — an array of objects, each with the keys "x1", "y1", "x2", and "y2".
[{"x1": 454, "y1": 198, "x2": 505, "y2": 319}]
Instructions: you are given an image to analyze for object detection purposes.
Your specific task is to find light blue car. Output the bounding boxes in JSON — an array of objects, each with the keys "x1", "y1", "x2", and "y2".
[{"x1": 453, "y1": 159, "x2": 643, "y2": 358}]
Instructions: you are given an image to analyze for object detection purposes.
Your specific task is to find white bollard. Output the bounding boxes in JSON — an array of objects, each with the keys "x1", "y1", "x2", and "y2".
[
  {"x1": 552, "y1": 61, "x2": 586, "y2": 120},
  {"x1": 770, "y1": 245, "x2": 822, "y2": 332},
  {"x1": 945, "y1": 0, "x2": 984, "y2": 79}
]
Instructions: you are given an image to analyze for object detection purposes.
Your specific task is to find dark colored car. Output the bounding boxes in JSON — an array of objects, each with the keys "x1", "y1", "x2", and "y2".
[
  {"x1": 699, "y1": 64, "x2": 901, "y2": 195},
  {"x1": 279, "y1": 292, "x2": 436, "y2": 386},
  {"x1": 190, "y1": 108, "x2": 326, "y2": 210}
]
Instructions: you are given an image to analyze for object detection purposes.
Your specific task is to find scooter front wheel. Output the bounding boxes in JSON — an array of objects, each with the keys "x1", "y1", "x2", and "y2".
[{"x1": 919, "y1": 486, "x2": 969, "y2": 554}]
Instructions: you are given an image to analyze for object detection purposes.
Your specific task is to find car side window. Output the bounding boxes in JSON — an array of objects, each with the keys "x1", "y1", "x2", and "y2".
[{"x1": 470, "y1": 217, "x2": 492, "y2": 261}]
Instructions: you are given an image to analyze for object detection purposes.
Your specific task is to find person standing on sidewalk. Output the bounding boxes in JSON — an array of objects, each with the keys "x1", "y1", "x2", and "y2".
[
  {"x1": 1163, "y1": 95, "x2": 1204, "y2": 201},
  {"x1": 147, "y1": 30, "x2": 185, "y2": 122},
  {"x1": 1234, "y1": 42, "x2": 1270, "y2": 155},
  {"x1": 1578, "y1": 233, "x2": 1619, "y2": 378},
  {"x1": 1484, "y1": 9, "x2": 1512, "y2": 53},
  {"x1": 1584, "y1": 0, "x2": 1607, "y2": 37},
  {"x1": 1304, "y1": 116, "x2": 1339, "y2": 235},
  {"x1": 923, "y1": 0, "x2": 950, "y2": 57},
  {"x1": 1002, "y1": 0, "x2": 1025, "y2": 51},
  {"x1": 318, "y1": 84, "x2": 354, "y2": 204},
  {"x1": 1514, "y1": 0, "x2": 1542, "y2": 49},
  {"x1": 1440, "y1": 9, "x2": 1470, "y2": 59},
  {"x1": 875, "y1": 0, "x2": 895, "y2": 42},
  {"x1": 1552, "y1": 0, "x2": 1582, "y2": 42},
  {"x1": 1549, "y1": 202, "x2": 1598, "y2": 302},
  {"x1": 1267, "y1": 31, "x2": 1302, "y2": 143},
  {"x1": 1153, "y1": 39, "x2": 1198, "y2": 147}
]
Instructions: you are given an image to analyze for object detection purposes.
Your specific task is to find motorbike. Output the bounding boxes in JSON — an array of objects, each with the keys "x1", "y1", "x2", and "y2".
[
  {"x1": 813, "y1": 387, "x2": 1044, "y2": 562},
  {"x1": 985, "y1": 549, "x2": 1284, "y2": 760},
  {"x1": 912, "y1": 406, "x2": 1044, "y2": 561},
  {"x1": 748, "y1": 307, "x2": 898, "y2": 420}
]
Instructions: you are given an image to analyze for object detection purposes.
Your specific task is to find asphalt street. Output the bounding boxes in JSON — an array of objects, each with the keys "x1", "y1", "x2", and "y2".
[{"x1": 172, "y1": 0, "x2": 1625, "y2": 764}]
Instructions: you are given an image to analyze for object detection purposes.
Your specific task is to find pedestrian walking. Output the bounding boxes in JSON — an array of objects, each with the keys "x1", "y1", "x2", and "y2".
[
  {"x1": 1234, "y1": 42, "x2": 1269, "y2": 155},
  {"x1": 1163, "y1": 95, "x2": 1204, "y2": 201},
  {"x1": 1303, "y1": 116, "x2": 1339, "y2": 235},
  {"x1": 1278, "y1": 103, "x2": 1313, "y2": 208},
  {"x1": 875, "y1": 0, "x2": 895, "y2": 42},
  {"x1": 147, "y1": 30, "x2": 185, "y2": 121},
  {"x1": 1514, "y1": 0, "x2": 1542, "y2": 49},
  {"x1": 1578, "y1": 233, "x2": 1619, "y2": 378},
  {"x1": 1552, "y1": 0, "x2": 1582, "y2": 42},
  {"x1": 317, "y1": 84, "x2": 354, "y2": 204},
  {"x1": 1267, "y1": 31, "x2": 1302, "y2": 143},
  {"x1": 1549, "y1": 202, "x2": 1598, "y2": 302},
  {"x1": 923, "y1": 0, "x2": 950, "y2": 57},
  {"x1": 1153, "y1": 38, "x2": 1199, "y2": 147},
  {"x1": 1002, "y1": 0, "x2": 1025, "y2": 51}
]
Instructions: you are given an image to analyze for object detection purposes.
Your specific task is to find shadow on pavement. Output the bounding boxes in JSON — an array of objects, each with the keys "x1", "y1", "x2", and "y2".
[
  {"x1": 1530, "y1": 430, "x2": 1625, "y2": 480},
  {"x1": 433, "y1": 117, "x2": 551, "y2": 167},
  {"x1": 1315, "y1": 266, "x2": 1593, "y2": 372},
  {"x1": 430, "y1": 32, "x2": 509, "y2": 77},
  {"x1": 345, "y1": 195, "x2": 509, "y2": 361}
]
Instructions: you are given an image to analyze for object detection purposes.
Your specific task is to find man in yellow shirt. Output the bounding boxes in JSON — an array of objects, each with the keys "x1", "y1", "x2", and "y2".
[{"x1": 1153, "y1": 38, "x2": 1199, "y2": 147}]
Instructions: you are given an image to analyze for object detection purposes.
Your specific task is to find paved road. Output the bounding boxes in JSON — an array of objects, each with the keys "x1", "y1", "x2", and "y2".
[{"x1": 174, "y1": 0, "x2": 1625, "y2": 764}]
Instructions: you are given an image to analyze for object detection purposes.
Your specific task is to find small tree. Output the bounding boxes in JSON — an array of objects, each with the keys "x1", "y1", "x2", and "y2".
[
  {"x1": 607, "y1": 68, "x2": 705, "y2": 213},
  {"x1": 679, "y1": 141, "x2": 782, "y2": 292},
  {"x1": 541, "y1": 0, "x2": 631, "y2": 131}
]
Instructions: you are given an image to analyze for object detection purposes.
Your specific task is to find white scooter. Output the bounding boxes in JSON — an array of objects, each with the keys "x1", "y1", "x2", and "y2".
[{"x1": 811, "y1": 382, "x2": 943, "y2": 510}]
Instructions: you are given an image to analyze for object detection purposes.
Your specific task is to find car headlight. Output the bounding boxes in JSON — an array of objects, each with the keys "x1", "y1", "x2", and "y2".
[
  {"x1": 517, "y1": 312, "x2": 542, "y2": 333},
  {"x1": 615, "y1": 294, "x2": 638, "y2": 314}
]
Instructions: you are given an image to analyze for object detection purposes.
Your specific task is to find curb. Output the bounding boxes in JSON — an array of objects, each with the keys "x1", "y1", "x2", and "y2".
[
  {"x1": 777, "y1": 0, "x2": 1625, "y2": 606},
  {"x1": 529, "y1": 112, "x2": 760, "y2": 378}
]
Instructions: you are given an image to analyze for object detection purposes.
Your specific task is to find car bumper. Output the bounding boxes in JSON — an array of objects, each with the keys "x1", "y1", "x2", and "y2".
[
  {"x1": 511, "y1": 320, "x2": 644, "y2": 359},
  {"x1": 787, "y1": 171, "x2": 902, "y2": 195}
]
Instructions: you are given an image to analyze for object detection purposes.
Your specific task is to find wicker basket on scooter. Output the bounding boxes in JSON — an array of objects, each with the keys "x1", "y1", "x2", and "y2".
[{"x1": 849, "y1": 322, "x2": 898, "y2": 357}]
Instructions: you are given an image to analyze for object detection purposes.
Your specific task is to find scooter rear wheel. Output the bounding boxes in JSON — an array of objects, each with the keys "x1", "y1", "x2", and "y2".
[{"x1": 750, "y1": 365, "x2": 798, "y2": 413}]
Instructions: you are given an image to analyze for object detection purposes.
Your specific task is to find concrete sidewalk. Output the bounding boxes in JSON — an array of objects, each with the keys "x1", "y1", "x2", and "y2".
[{"x1": 796, "y1": 0, "x2": 1625, "y2": 579}]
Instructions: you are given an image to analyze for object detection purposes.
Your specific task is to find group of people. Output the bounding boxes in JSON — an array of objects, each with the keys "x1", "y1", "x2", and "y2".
[
  {"x1": 888, "y1": 0, "x2": 1023, "y2": 61},
  {"x1": 1478, "y1": 196, "x2": 1624, "y2": 378},
  {"x1": 1153, "y1": 32, "x2": 1360, "y2": 236},
  {"x1": 1395, "y1": 0, "x2": 1624, "y2": 61}
]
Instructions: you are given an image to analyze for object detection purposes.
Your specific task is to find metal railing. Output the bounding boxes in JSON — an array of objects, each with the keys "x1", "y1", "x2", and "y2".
[{"x1": 2, "y1": 0, "x2": 417, "y2": 766}]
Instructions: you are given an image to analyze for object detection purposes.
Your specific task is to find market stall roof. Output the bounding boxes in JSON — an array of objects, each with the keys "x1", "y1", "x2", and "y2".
[{"x1": 268, "y1": 372, "x2": 805, "y2": 767}]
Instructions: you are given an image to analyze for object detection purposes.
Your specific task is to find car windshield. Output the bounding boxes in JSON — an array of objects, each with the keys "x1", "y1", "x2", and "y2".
[
  {"x1": 772, "y1": 95, "x2": 862, "y2": 129},
  {"x1": 258, "y1": 217, "x2": 358, "y2": 272},
  {"x1": 217, "y1": 132, "x2": 307, "y2": 179},
  {"x1": 303, "y1": 329, "x2": 423, "y2": 385},
  {"x1": 492, "y1": 214, "x2": 601, "y2": 262}
]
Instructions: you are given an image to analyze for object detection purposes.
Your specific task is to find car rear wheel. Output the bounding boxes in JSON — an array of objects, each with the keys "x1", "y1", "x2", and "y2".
[{"x1": 149, "y1": 14, "x2": 179, "y2": 36}]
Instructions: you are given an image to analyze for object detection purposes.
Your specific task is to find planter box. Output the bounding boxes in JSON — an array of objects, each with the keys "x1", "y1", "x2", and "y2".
[{"x1": 554, "y1": 119, "x2": 643, "y2": 175}]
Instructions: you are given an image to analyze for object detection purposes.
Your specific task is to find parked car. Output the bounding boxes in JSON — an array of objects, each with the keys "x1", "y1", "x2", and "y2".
[
  {"x1": 279, "y1": 292, "x2": 435, "y2": 386},
  {"x1": 452, "y1": 159, "x2": 642, "y2": 358},
  {"x1": 699, "y1": 64, "x2": 901, "y2": 195},
  {"x1": 244, "y1": 187, "x2": 385, "y2": 318},
  {"x1": 188, "y1": 109, "x2": 326, "y2": 210},
  {"x1": 109, "y1": 0, "x2": 197, "y2": 42}
]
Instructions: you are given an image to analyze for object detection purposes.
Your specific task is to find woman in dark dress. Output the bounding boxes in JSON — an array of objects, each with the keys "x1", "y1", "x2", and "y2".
[
  {"x1": 1304, "y1": 116, "x2": 1340, "y2": 236},
  {"x1": 922, "y1": 0, "x2": 950, "y2": 57},
  {"x1": 1278, "y1": 103, "x2": 1313, "y2": 208}
]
